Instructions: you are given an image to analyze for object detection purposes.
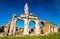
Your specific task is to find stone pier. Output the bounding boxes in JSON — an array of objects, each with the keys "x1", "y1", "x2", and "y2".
[
  {"x1": 23, "y1": 19, "x2": 29, "y2": 35},
  {"x1": 8, "y1": 14, "x2": 17, "y2": 36},
  {"x1": 35, "y1": 20, "x2": 40, "y2": 35}
]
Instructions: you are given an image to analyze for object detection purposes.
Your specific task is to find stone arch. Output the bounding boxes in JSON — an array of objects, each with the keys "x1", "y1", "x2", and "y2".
[
  {"x1": 28, "y1": 20, "x2": 35, "y2": 34},
  {"x1": 39, "y1": 21, "x2": 45, "y2": 34},
  {"x1": 39, "y1": 21, "x2": 45, "y2": 27},
  {"x1": 16, "y1": 19, "x2": 24, "y2": 29},
  {"x1": 15, "y1": 18, "x2": 24, "y2": 35},
  {"x1": 28, "y1": 20, "x2": 35, "y2": 28}
]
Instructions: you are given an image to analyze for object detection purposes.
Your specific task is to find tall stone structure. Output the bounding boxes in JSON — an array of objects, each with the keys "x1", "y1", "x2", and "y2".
[
  {"x1": 5, "y1": 20, "x2": 11, "y2": 35},
  {"x1": 24, "y1": 3, "x2": 29, "y2": 15},
  {"x1": 23, "y1": 3, "x2": 29, "y2": 35},
  {"x1": 5, "y1": 3, "x2": 58, "y2": 36},
  {"x1": 8, "y1": 14, "x2": 17, "y2": 35}
]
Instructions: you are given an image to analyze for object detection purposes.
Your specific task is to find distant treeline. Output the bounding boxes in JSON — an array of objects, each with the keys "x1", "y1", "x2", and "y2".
[{"x1": 58, "y1": 28, "x2": 60, "y2": 32}]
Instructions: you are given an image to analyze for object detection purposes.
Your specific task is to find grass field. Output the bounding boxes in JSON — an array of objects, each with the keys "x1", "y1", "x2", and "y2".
[{"x1": 0, "y1": 33, "x2": 60, "y2": 39}]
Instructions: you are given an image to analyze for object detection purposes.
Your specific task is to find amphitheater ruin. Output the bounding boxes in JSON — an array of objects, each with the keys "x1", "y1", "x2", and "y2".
[{"x1": 0, "y1": 3, "x2": 58, "y2": 36}]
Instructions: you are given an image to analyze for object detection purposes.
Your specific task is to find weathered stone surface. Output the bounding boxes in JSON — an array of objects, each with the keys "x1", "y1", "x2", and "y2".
[{"x1": 0, "y1": 3, "x2": 58, "y2": 36}]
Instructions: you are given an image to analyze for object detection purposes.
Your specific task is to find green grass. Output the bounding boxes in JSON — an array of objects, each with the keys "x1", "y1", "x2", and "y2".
[{"x1": 0, "y1": 33, "x2": 60, "y2": 39}]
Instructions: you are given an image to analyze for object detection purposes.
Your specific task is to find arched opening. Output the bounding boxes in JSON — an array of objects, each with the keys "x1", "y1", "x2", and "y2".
[
  {"x1": 28, "y1": 20, "x2": 35, "y2": 34},
  {"x1": 16, "y1": 19, "x2": 24, "y2": 28},
  {"x1": 16, "y1": 19, "x2": 24, "y2": 35},
  {"x1": 39, "y1": 22, "x2": 44, "y2": 27},
  {"x1": 39, "y1": 22, "x2": 44, "y2": 34}
]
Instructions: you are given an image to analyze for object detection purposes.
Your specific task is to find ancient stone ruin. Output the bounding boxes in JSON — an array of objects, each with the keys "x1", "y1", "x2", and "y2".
[{"x1": 0, "y1": 3, "x2": 58, "y2": 36}]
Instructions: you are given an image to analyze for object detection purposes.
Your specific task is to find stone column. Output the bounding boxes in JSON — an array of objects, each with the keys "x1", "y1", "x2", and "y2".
[
  {"x1": 23, "y1": 19, "x2": 29, "y2": 35},
  {"x1": 12, "y1": 20, "x2": 16, "y2": 35},
  {"x1": 8, "y1": 20, "x2": 14, "y2": 35},
  {"x1": 48, "y1": 25, "x2": 50, "y2": 33},
  {"x1": 54, "y1": 26, "x2": 58, "y2": 33},
  {"x1": 5, "y1": 20, "x2": 11, "y2": 35},
  {"x1": 8, "y1": 18, "x2": 17, "y2": 36},
  {"x1": 35, "y1": 20, "x2": 40, "y2": 35}
]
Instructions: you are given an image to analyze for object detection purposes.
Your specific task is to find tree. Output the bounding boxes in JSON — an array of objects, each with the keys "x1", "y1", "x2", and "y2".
[{"x1": 58, "y1": 28, "x2": 60, "y2": 32}]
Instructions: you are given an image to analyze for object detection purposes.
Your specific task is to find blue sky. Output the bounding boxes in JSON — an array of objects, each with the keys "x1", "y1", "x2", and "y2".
[{"x1": 0, "y1": 0, "x2": 60, "y2": 28}]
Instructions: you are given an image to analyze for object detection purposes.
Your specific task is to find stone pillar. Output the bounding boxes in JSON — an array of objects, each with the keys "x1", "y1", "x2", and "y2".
[
  {"x1": 35, "y1": 20, "x2": 40, "y2": 35},
  {"x1": 8, "y1": 17, "x2": 17, "y2": 36},
  {"x1": 54, "y1": 27, "x2": 58, "y2": 33},
  {"x1": 8, "y1": 19, "x2": 17, "y2": 35},
  {"x1": 23, "y1": 19, "x2": 29, "y2": 35},
  {"x1": 5, "y1": 20, "x2": 11, "y2": 35},
  {"x1": 48, "y1": 25, "x2": 50, "y2": 33},
  {"x1": 24, "y1": 3, "x2": 29, "y2": 15},
  {"x1": 12, "y1": 20, "x2": 16, "y2": 35},
  {"x1": 8, "y1": 20, "x2": 14, "y2": 35}
]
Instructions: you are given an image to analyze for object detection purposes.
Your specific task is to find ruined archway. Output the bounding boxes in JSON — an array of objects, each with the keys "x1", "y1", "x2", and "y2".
[
  {"x1": 39, "y1": 21, "x2": 44, "y2": 34},
  {"x1": 16, "y1": 19, "x2": 24, "y2": 29},
  {"x1": 39, "y1": 22, "x2": 44, "y2": 27},
  {"x1": 16, "y1": 19, "x2": 24, "y2": 35},
  {"x1": 28, "y1": 20, "x2": 35, "y2": 29},
  {"x1": 5, "y1": 3, "x2": 58, "y2": 36},
  {"x1": 28, "y1": 20, "x2": 35, "y2": 34}
]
